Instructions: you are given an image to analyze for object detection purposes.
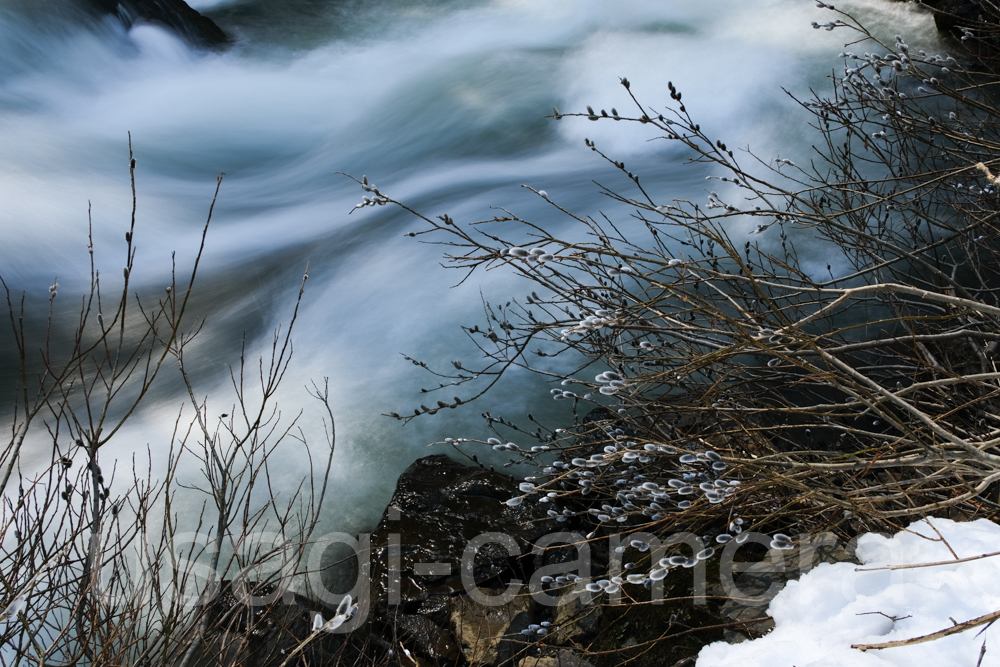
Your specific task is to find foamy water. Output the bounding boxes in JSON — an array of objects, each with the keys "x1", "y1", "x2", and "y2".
[{"x1": 0, "y1": 0, "x2": 941, "y2": 535}]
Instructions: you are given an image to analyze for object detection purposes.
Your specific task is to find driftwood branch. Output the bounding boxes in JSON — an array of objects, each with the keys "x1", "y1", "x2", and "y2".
[{"x1": 853, "y1": 609, "x2": 1000, "y2": 652}]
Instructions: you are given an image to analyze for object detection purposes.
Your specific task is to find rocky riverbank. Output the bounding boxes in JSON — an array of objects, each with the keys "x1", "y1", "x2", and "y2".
[
  {"x1": 352, "y1": 454, "x2": 859, "y2": 667},
  {"x1": 189, "y1": 445, "x2": 862, "y2": 667}
]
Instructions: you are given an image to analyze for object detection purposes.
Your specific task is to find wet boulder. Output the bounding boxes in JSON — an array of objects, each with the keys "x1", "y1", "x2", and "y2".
[
  {"x1": 368, "y1": 454, "x2": 554, "y2": 614},
  {"x1": 88, "y1": 0, "x2": 229, "y2": 49}
]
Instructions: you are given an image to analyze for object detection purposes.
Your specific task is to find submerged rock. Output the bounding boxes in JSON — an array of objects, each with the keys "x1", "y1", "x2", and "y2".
[{"x1": 88, "y1": 0, "x2": 229, "y2": 49}]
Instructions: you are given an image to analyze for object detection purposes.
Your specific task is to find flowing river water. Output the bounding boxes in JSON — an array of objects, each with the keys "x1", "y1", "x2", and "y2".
[{"x1": 0, "y1": 0, "x2": 941, "y2": 538}]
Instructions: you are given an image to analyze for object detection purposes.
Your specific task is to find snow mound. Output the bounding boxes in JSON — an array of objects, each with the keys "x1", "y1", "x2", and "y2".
[{"x1": 697, "y1": 517, "x2": 1000, "y2": 667}]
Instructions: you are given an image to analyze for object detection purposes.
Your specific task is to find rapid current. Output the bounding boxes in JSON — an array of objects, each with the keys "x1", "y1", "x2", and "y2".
[{"x1": 0, "y1": 0, "x2": 941, "y2": 536}]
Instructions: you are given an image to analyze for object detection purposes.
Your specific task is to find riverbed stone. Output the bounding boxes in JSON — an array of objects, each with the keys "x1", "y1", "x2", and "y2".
[
  {"x1": 517, "y1": 649, "x2": 596, "y2": 667},
  {"x1": 449, "y1": 587, "x2": 533, "y2": 665},
  {"x1": 552, "y1": 591, "x2": 601, "y2": 644}
]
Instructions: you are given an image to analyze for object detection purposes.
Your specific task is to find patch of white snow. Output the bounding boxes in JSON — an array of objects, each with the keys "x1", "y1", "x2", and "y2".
[{"x1": 698, "y1": 517, "x2": 1000, "y2": 667}]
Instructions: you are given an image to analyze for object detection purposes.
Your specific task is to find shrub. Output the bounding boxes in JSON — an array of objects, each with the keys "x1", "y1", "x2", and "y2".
[
  {"x1": 355, "y1": 2, "x2": 1000, "y2": 617},
  {"x1": 0, "y1": 147, "x2": 339, "y2": 666},
  {"x1": 7, "y1": 4, "x2": 1000, "y2": 665}
]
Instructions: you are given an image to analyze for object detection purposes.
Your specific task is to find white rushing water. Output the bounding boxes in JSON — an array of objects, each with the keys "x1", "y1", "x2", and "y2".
[{"x1": 0, "y1": 0, "x2": 941, "y2": 535}]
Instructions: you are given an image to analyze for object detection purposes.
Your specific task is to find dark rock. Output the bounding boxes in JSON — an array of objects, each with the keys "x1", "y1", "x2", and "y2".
[
  {"x1": 933, "y1": 1, "x2": 985, "y2": 39},
  {"x1": 320, "y1": 538, "x2": 361, "y2": 597},
  {"x1": 668, "y1": 659, "x2": 696, "y2": 667},
  {"x1": 720, "y1": 534, "x2": 858, "y2": 644},
  {"x1": 414, "y1": 594, "x2": 452, "y2": 626},
  {"x1": 88, "y1": 0, "x2": 229, "y2": 49},
  {"x1": 393, "y1": 610, "x2": 462, "y2": 663},
  {"x1": 925, "y1": 1, "x2": 1000, "y2": 66},
  {"x1": 179, "y1": 580, "x2": 343, "y2": 666},
  {"x1": 721, "y1": 598, "x2": 774, "y2": 645},
  {"x1": 368, "y1": 454, "x2": 553, "y2": 614}
]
